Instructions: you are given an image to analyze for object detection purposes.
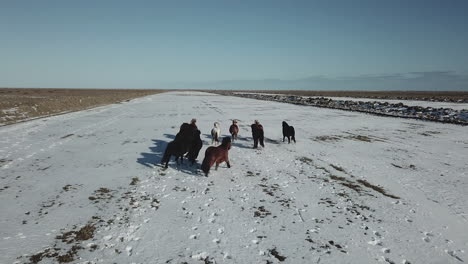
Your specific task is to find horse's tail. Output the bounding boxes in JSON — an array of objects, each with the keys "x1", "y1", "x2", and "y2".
[
  {"x1": 161, "y1": 142, "x2": 173, "y2": 165},
  {"x1": 201, "y1": 154, "x2": 211, "y2": 176},
  {"x1": 291, "y1": 126, "x2": 296, "y2": 142},
  {"x1": 211, "y1": 128, "x2": 219, "y2": 142}
]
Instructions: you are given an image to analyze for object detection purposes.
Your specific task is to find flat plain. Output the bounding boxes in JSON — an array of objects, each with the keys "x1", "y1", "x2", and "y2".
[{"x1": 0, "y1": 90, "x2": 467, "y2": 263}]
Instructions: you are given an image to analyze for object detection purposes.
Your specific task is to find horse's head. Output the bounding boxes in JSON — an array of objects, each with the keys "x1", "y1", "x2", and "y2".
[
  {"x1": 282, "y1": 121, "x2": 288, "y2": 128},
  {"x1": 221, "y1": 137, "x2": 232, "y2": 150}
]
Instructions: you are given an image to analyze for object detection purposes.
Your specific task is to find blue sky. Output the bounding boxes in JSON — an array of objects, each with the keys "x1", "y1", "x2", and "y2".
[{"x1": 1, "y1": 0, "x2": 468, "y2": 90}]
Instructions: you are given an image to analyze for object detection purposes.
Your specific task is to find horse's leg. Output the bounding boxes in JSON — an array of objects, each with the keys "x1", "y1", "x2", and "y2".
[
  {"x1": 283, "y1": 135, "x2": 285, "y2": 142},
  {"x1": 288, "y1": 136, "x2": 291, "y2": 144},
  {"x1": 215, "y1": 162, "x2": 219, "y2": 170},
  {"x1": 226, "y1": 159, "x2": 231, "y2": 168}
]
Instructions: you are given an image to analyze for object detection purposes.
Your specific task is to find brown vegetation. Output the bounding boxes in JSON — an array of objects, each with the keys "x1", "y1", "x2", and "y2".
[{"x1": 0, "y1": 88, "x2": 168, "y2": 125}]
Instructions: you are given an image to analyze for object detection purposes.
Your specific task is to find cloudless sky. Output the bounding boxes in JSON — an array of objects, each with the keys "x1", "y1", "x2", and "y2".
[{"x1": 1, "y1": 0, "x2": 468, "y2": 89}]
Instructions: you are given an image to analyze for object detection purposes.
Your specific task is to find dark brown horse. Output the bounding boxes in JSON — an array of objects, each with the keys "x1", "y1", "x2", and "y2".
[
  {"x1": 251, "y1": 120, "x2": 264, "y2": 148},
  {"x1": 201, "y1": 137, "x2": 232, "y2": 176},
  {"x1": 186, "y1": 129, "x2": 203, "y2": 165},
  {"x1": 282, "y1": 121, "x2": 296, "y2": 143},
  {"x1": 161, "y1": 122, "x2": 200, "y2": 168},
  {"x1": 229, "y1": 120, "x2": 239, "y2": 142}
]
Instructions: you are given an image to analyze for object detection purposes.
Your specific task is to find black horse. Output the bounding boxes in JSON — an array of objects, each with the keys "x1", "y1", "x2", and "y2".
[
  {"x1": 161, "y1": 122, "x2": 201, "y2": 168},
  {"x1": 161, "y1": 140, "x2": 186, "y2": 168},
  {"x1": 186, "y1": 129, "x2": 203, "y2": 165},
  {"x1": 251, "y1": 120, "x2": 264, "y2": 148},
  {"x1": 282, "y1": 121, "x2": 296, "y2": 143}
]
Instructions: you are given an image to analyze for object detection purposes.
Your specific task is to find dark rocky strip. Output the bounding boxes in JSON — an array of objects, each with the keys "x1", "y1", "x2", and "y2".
[{"x1": 216, "y1": 92, "x2": 468, "y2": 125}]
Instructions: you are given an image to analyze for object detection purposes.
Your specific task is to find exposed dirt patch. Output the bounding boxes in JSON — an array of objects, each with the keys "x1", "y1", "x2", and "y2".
[
  {"x1": 245, "y1": 171, "x2": 260, "y2": 177},
  {"x1": 60, "y1": 134, "x2": 74, "y2": 139},
  {"x1": 56, "y1": 224, "x2": 96, "y2": 244},
  {"x1": 297, "y1": 156, "x2": 313, "y2": 165},
  {"x1": 253, "y1": 206, "x2": 272, "y2": 218},
  {"x1": 56, "y1": 245, "x2": 83, "y2": 263},
  {"x1": 258, "y1": 183, "x2": 280, "y2": 197},
  {"x1": 357, "y1": 179, "x2": 400, "y2": 199},
  {"x1": 28, "y1": 248, "x2": 59, "y2": 264},
  {"x1": 314, "y1": 133, "x2": 385, "y2": 143},
  {"x1": 329, "y1": 175, "x2": 347, "y2": 181},
  {"x1": 88, "y1": 187, "x2": 115, "y2": 203},
  {"x1": 269, "y1": 248, "x2": 286, "y2": 262},
  {"x1": 340, "y1": 182, "x2": 363, "y2": 193},
  {"x1": 391, "y1": 163, "x2": 416, "y2": 170},
  {"x1": 330, "y1": 164, "x2": 346, "y2": 172},
  {"x1": 313, "y1": 135, "x2": 342, "y2": 142}
]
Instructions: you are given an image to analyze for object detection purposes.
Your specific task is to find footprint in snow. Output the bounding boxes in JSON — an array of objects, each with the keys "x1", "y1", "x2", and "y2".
[
  {"x1": 422, "y1": 231, "x2": 433, "y2": 242},
  {"x1": 126, "y1": 246, "x2": 132, "y2": 256},
  {"x1": 368, "y1": 239, "x2": 383, "y2": 246},
  {"x1": 381, "y1": 248, "x2": 390, "y2": 253},
  {"x1": 445, "y1": 250, "x2": 464, "y2": 262}
]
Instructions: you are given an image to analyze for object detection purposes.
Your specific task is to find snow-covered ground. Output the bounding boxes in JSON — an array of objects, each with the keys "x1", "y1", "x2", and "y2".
[{"x1": 1, "y1": 91, "x2": 467, "y2": 264}]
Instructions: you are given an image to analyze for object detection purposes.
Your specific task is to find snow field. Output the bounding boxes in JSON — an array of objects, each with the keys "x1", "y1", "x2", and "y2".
[{"x1": 1, "y1": 91, "x2": 467, "y2": 263}]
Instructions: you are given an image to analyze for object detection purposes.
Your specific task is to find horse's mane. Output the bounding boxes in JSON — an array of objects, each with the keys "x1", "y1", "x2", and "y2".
[{"x1": 220, "y1": 137, "x2": 232, "y2": 149}]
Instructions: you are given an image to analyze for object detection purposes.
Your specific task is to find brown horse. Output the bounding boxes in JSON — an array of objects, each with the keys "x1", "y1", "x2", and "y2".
[
  {"x1": 201, "y1": 137, "x2": 232, "y2": 176},
  {"x1": 229, "y1": 120, "x2": 239, "y2": 142}
]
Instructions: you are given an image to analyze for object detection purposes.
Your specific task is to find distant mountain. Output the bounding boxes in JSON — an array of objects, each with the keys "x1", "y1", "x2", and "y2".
[{"x1": 164, "y1": 71, "x2": 468, "y2": 91}]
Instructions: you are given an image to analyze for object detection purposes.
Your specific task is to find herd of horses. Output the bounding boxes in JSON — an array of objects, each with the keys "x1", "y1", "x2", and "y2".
[{"x1": 161, "y1": 119, "x2": 296, "y2": 176}]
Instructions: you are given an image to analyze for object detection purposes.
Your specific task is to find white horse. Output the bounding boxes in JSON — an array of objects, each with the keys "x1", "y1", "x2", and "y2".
[{"x1": 211, "y1": 122, "x2": 221, "y2": 145}]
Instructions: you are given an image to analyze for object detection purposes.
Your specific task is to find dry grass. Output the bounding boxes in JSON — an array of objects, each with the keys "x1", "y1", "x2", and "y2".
[
  {"x1": 357, "y1": 179, "x2": 400, "y2": 199},
  {"x1": 0, "y1": 88, "x2": 169, "y2": 125}
]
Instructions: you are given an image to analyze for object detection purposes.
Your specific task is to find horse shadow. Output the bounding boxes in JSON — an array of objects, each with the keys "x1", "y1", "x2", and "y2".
[
  {"x1": 163, "y1": 134, "x2": 176, "y2": 140},
  {"x1": 231, "y1": 136, "x2": 254, "y2": 149},
  {"x1": 137, "y1": 139, "x2": 168, "y2": 168}
]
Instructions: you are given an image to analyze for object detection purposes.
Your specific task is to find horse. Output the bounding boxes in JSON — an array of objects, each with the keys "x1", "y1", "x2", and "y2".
[
  {"x1": 251, "y1": 120, "x2": 264, "y2": 148},
  {"x1": 162, "y1": 121, "x2": 199, "y2": 168},
  {"x1": 229, "y1": 120, "x2": 239, "y2": 142},
  {"x1": 186, "y1": 129, "x2": 203, "y2": 165},
  {"x1": 201, "y1": 137, "x2": 232, "y2": 176},
  {"x1": 282, "y1": 121, "x2": 296, "y2": 143},
  {"x1": 176, "y1": 123, "x2": 196, "y2": 143},
  {"x1": 161, "y1": 140, "x2": 187, "y2": 168},
  {"x1": 211, "y1": 122, "x2": 221, "y2": 145}
]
